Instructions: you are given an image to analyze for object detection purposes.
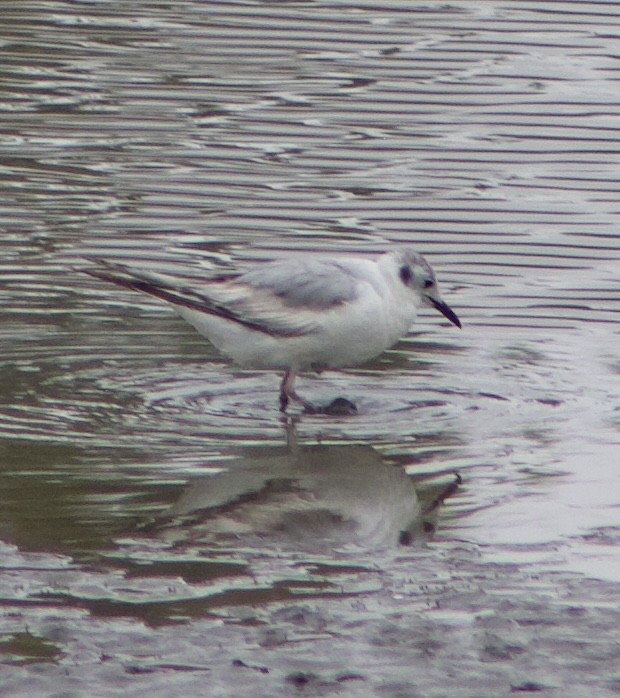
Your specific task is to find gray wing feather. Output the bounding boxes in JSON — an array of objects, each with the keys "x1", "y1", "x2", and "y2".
[
  {"x1": 238, "y1": 258, "x2": 359, "y2": 310},
  {"x1": 82, "y1": 257, "x2": 361, "y2": 338}
]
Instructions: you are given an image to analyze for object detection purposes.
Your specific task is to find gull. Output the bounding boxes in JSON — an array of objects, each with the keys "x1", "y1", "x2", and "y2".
[{"x1": 82, "y1": 247, "x2": 461, "y2": 413}]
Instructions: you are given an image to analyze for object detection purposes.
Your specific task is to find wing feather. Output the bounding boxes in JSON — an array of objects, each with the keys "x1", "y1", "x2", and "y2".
[
  {"x1": 81, "y1": 257, "x2": 361, "y2": 338},
  {"x1": 237, "y1": 258, "x2": 359, "y2": 310}
]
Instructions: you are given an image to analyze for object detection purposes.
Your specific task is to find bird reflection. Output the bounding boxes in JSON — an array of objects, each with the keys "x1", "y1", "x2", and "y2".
[{"x1": 149, "y1": 441, "x2": 459, "y2": 552}]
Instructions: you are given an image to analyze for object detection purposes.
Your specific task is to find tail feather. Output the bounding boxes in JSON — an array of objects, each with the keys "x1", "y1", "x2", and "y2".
[
  {"x1": 79, "y1": 258, "x2": 311, "y2": 338},
  {"x1": 81, "y1": 259, "x2": 212, "y2": 314}
]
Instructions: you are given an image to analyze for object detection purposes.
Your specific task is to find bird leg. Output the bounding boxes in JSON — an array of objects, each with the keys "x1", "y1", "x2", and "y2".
[
  {"x1": 279, "y1": 369, "x2": 317, "y2": 413},
  {"x1": 279, "y1": 370, "x2": 357, "y2": 415}
]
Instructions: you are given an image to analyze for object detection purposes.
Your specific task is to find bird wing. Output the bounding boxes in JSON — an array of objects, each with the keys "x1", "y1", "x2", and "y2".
[
  {"x1": 236, "y1": 257, "x2": 361, "y2": 309},
  {"x1": 81, "y1": 257, "x2": 363, "y2": 338}
]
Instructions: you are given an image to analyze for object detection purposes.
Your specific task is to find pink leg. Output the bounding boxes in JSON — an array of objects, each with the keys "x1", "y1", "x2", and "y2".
[
  {"x1": 279, "y1": 370, "x2": 295, "y2": 412},
  {"x1": 279, "y1": 369, "x2": 316, "y2": 413}
]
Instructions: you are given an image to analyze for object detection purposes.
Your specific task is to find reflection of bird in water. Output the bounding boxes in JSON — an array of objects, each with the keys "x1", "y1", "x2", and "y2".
[
  {"x1": 147, "y1": 444, "x2": 460, "y2": 551},
  {"x1": 82, "y1": 248, "x2": 460, "y2": 413}
]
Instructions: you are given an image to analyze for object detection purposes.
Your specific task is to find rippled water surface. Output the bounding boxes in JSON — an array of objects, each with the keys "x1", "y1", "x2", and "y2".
[{"x1": 1, "y1": 1, "x2": 620, "y2": 696}]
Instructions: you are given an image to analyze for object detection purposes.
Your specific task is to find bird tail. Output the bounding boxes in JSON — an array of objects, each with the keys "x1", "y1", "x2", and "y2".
[{"x1": 79, "y1": 258, "x2": 210, "y2": 311}]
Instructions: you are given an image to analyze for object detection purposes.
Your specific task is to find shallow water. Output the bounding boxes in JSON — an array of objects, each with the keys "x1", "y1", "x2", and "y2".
[{"x1": 1, "y1": 1, "x2": 620, "y2": 696}]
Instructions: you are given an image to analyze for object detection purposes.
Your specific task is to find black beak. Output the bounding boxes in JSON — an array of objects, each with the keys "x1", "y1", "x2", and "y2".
[{"x1": 427, "y1": 296, "x2": 461, "y2": 328}]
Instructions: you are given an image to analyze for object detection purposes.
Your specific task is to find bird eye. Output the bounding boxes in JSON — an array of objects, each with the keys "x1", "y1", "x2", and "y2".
[
  {"x1": 399, "y1": 265, "x2": 412, "y2": 284},
  {"x1": 424, "y1": 279, "x2": 434, "y2": 289}
]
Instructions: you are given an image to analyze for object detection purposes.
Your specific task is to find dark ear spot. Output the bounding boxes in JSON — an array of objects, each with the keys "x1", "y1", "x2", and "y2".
[{"x1": 399, "y1": 265, "x2": 412, "y2": 285}]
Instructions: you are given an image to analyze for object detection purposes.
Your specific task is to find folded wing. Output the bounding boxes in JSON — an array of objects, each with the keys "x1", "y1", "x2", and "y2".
[{"x1": 82, "y1": 257, "x2": 362, "y2": 338}]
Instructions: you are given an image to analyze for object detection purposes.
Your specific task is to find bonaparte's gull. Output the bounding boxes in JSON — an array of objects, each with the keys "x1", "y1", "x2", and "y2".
[{"x1": 82, "y1": 247, "x2": 461, "y2": 413}]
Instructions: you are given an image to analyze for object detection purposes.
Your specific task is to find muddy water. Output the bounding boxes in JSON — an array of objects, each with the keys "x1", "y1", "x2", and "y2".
[{"x1": 1, "y1": 1, "x2": 620, "y2": 696}]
